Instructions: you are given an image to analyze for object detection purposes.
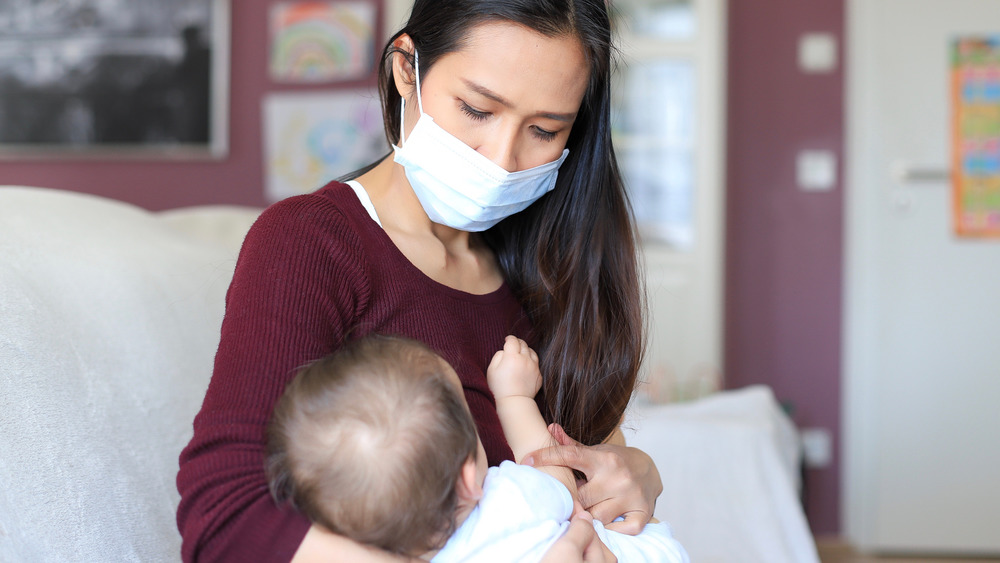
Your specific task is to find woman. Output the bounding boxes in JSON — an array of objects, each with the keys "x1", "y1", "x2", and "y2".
[{"x1": 176, "y1": 1, "x2": 660, "y2": 561}]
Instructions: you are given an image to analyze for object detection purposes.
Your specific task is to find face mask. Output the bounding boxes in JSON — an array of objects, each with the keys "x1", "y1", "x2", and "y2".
[{"x1": 392, "y1": 51, "x2": 569, "y2": 232}]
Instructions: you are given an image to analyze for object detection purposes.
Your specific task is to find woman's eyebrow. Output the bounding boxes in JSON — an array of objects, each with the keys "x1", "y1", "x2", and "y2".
[{"x1": 461, "y1": 78, "x2": 576, "y2": 122}]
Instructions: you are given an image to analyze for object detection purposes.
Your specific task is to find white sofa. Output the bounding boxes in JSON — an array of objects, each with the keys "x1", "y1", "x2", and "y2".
[{"x1": 0, "y1": 186, "x2": 818, "y2": 562}]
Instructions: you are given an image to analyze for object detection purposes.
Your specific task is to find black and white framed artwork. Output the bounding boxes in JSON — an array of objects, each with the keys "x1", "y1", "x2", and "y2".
[{"x1": 0, "y1": 0, "x2": 230, "y2": 158}]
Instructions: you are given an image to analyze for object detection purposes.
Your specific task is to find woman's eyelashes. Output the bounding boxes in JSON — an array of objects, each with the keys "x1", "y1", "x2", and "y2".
[
  {"x1": 531, "y1": 126, "x2": 557, "y2": 142},
  {"x1": 458, "y1": 101, "x2": 559, "y2": 142},
  {"x1": 459, "y1": 101, "x2": 490, "y2": 121}
]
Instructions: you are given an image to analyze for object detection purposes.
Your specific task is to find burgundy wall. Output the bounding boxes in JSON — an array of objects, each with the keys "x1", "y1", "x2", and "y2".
[
  {"x1": 0, "y1": 3, "x2": 380, "y2": 212},
  {"x1": 724, "y1": 0, "x2": 845, "y2": 536}
]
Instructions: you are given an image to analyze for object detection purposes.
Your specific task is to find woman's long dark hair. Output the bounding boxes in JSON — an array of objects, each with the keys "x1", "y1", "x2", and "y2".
[{"x1": 376, "y1": 0, "x2": 646, "y2": 447}]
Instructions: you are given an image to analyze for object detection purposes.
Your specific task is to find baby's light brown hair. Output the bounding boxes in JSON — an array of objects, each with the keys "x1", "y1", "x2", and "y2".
[{"x1": 266, "y1": 335, "x2": 479, "y2": 556}]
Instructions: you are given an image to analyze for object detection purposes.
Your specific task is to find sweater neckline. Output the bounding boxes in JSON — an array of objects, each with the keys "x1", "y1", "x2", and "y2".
[{"x1": 335, "y1": 181, "x2": 514, "y2": 304}]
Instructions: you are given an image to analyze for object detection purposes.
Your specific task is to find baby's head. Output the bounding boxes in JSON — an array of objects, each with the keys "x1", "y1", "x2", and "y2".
[{"x1": 266, "y1": 335, "x2": 486, "y2": 556}]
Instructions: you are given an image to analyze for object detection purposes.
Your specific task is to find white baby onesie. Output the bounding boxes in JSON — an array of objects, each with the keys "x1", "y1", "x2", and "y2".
[{"x1": 432, "y1": 461, "x2": 689, "y2": 563}]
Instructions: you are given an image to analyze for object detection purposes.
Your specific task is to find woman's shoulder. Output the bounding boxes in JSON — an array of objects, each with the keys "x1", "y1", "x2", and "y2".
[
  {"x1": 244, "y1": 181, "x2": 386, "y2": 250},
  {"x1": 236, "y1": 180, "x2": 382, "y2": 271},
  {"x1": 254, "y1": 181, "x2": 366, "y2": 231}
]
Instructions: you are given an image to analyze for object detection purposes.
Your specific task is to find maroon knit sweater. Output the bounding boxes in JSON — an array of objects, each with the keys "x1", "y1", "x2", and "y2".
[{"x1": 176, "y1": 182, "x2": 530, "y2": 562}]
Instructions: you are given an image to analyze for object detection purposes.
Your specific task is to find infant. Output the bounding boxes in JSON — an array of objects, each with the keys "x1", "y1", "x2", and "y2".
[{"x1": 266, "y1": 334, "x2": 688, "y2": 561}]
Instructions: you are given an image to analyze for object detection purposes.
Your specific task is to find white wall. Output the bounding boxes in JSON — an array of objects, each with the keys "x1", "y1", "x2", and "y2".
[{"x1": 383, "y1": 0, "x2": 411, "y2": 40}]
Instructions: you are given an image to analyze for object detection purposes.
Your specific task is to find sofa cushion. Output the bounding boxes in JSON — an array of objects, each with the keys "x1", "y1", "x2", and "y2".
[
  {"x1": 623, "y1": 386, "x2": 816, "y2": 563},
  {"x1": 0, "y1": 187, "x2": 258, "y2": 562}
]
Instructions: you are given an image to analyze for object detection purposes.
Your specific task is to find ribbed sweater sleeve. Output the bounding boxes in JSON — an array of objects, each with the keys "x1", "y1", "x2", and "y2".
[
  {"x1": 176, "y1": 191, "x2": 369, "y2": 562},
  {"x1": 176, "y1": 183, "x2": 530, "y2": 562}
]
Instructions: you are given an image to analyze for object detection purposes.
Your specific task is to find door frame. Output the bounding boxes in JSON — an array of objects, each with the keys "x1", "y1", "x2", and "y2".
[{"x1": 843, "y1": 0, "x2": 883, "y2": 548}]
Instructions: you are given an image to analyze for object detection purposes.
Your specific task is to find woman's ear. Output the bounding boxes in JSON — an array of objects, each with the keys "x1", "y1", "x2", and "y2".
[{"x1": 391, "y1": 34, "x2": 417, "y2": 101}]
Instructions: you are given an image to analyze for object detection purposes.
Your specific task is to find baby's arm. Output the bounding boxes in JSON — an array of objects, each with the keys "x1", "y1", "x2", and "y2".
[{"x1": 487, "y1": 336, "x2": 579, "y2": 497}]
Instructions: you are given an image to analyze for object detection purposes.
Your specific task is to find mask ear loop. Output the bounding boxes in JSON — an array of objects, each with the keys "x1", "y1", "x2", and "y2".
[
  {"x1": 399, "y1": 50, "x2": 423, "y2": 146},
  {"x1": 414, "y1": 50, "x2": 423, "y2": 110}
]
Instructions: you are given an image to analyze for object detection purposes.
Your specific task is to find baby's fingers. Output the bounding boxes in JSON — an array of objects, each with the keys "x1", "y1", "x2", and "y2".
[
  {"x1": 504, "y1": 335, "x2": 523, "y2": 353},
  {"x1": 488, "y1": 349, "x2": 504, "y2": 371}
]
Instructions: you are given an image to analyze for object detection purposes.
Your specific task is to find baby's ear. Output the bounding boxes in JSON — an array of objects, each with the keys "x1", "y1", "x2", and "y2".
[{"x1": 455, "y1": 457, "x2": 483, "y2": 504}]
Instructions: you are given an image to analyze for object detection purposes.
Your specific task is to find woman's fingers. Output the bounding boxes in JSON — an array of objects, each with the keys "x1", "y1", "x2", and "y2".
[
  {"x1": 592, "y1": 509, "x2": 648, "y2": 536},
  {"x1": 523, "y1": 442, "x2": 591, "y2": 478},
  {"x1": 604, "y1": 517, "x2": 646, "y2": 536},
  {"x1": 526, "y1": 424, "x2": 661, "y2": 534},
  {"x1": 548, "y1": 423, "x2": 578, "y2": 447},
  {"x1": 540, "y1": 513, "x2": 596, "y2": 563},
  {"x1": 588, "y1": 537, "x2": 619, "y2": 563},
  {"x1": 576, "y1": 464, "x2": 652, "y2": 532}
]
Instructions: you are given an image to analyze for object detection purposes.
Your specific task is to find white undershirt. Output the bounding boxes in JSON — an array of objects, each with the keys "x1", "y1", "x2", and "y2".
[{"x1": 345, "y1": 180, "x2": 382, "y2": 227}]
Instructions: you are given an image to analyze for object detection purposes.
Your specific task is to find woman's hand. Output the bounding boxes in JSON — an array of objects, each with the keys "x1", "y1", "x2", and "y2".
[
  {"x1": 292, "y1": 525, "x2": 419, "y2": 562},
  {"x1": 525, "y1": 424, "x2": 662, "y2": 535},
  {"x1": 540, "y1": 512, "x2": 618, "y2": 563}
]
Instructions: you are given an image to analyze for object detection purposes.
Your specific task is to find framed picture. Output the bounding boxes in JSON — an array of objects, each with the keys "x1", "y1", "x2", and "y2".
[
  {"x1": 0, "y1": 0, "x2": 230, "y2": 159},
  {"x1": 269, "y1": 1, "x2": 377, "y2": 84},
  {"x1": 263, "y1": 89, "x2": 388, "y2": 202}
]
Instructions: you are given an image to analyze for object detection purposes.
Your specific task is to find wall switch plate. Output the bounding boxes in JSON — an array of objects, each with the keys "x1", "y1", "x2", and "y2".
[
  {"x1": 801, "y1": 427, "x2": 833, "y2": 468},
  {"x1": 797, "y1": 150, "x2": 837, "y2": 191},
  {"x1": 798, "y1": 32, "x2": 838, "y2": 73}
]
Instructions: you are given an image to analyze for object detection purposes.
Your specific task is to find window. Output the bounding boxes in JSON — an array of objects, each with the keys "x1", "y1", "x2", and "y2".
[{"x1": 612, "y1": 0, "x2": 709, "y2": 251}]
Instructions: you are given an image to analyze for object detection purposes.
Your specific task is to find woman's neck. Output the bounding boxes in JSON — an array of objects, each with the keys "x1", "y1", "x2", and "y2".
[
  {"x1": 357, "y1": 157, "x2": 461, "y2": 238},
  {"x1": 355, "y1": 157, "x2": 503, "y2": 295}
]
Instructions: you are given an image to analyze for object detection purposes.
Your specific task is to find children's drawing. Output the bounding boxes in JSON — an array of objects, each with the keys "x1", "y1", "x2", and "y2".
[
  {"x1": 269, "y1": 1, "x2": 376, "y2": 83},
  {"x1": 264, "y1": 90, "x2": 388, "y2": 201},
  {"x1": 953, "y1": 36, "x2": 1000, "y2": 237}
]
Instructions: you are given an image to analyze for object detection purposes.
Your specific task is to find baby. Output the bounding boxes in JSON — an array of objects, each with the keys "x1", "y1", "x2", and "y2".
[{"x1": 266, "y1": 334, "x2": 688, "y2": 561}]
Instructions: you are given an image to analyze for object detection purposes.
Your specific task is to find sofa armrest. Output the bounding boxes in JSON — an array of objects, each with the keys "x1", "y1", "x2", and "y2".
[{"x1": 0, "y1": 187, "x2": 254, "y2": 562}]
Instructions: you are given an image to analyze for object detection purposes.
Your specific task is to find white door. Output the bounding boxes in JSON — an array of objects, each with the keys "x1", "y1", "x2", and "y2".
[
  {"x1": 613, "y1": 0, "x2": 728, "y2": 404},
  {"x1": 845, "y1": 0, "x2": 1000, "y2": 554}
]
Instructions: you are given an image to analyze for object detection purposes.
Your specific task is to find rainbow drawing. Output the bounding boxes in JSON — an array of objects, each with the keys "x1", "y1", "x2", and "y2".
[{"x1": 270, "y1": 1, "x2": 376, "y2": 83}]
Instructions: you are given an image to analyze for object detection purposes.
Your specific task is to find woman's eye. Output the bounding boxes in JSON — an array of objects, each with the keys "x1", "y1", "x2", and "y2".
[
  {"x1": 459, "y1": 102, "x2": 490, "y2": 121},
  {"x1": 532, "y1": 126, "x2": 557, "y2": 142}
]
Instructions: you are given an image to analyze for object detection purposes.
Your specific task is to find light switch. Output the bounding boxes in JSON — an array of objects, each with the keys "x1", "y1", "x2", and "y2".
[
  {"x1": 798, "y1": 33, "x2": 838, "y2": 73},
  {"x1": 801, "y1": 427, "x2": 833, "y2": 468},
  {"x1": 797, "y1": 150, "x2": 837, "y2": 192}
]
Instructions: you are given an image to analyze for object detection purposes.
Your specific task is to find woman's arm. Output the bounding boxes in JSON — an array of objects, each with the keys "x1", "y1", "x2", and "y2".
[
  {"x1": 292, "y1": 526, "x2": 418, "y2": 563},
  {"x1": 177, "y1": 195, "x2": 383, "y2": 561},
  {"x1": 524, "y1": 423, "x2": 662, "y2": 535}
]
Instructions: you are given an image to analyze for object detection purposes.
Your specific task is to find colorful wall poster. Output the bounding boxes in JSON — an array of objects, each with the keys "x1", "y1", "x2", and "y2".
[
  {"x1": 952, "y1": 36, "x2": 1000, "y2": 238},
  {"x1": 269, "y1": 1, "x2": 376, "y2": 83},
  {"x1": 263, "y1": 90, "x2": 388, "y2": 201}
]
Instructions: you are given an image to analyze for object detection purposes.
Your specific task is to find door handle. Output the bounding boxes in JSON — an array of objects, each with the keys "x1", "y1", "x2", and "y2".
[{"x1": 890, "y1": 161, "x2": 952, "y2": 185}]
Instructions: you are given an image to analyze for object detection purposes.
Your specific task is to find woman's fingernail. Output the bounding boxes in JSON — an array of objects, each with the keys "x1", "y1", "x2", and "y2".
[{"x1": 523, "y1": 456, "x2": 534, "y2": 466}]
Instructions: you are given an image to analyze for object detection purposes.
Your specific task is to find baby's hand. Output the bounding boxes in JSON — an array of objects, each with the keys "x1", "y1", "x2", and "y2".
[{"x1": 487, "y1": 336, "x2": 542, "y2": 400}]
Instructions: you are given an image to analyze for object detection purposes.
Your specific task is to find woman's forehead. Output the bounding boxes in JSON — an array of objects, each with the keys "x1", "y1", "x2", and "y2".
[{"x1": 430, "y1": 21, "x2": 589, "y2": 113}]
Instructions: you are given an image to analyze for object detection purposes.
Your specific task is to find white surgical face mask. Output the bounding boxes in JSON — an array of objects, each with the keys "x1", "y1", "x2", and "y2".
[{"x1": 392, "y1": 51, "x2": 569, "y2": 232}]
